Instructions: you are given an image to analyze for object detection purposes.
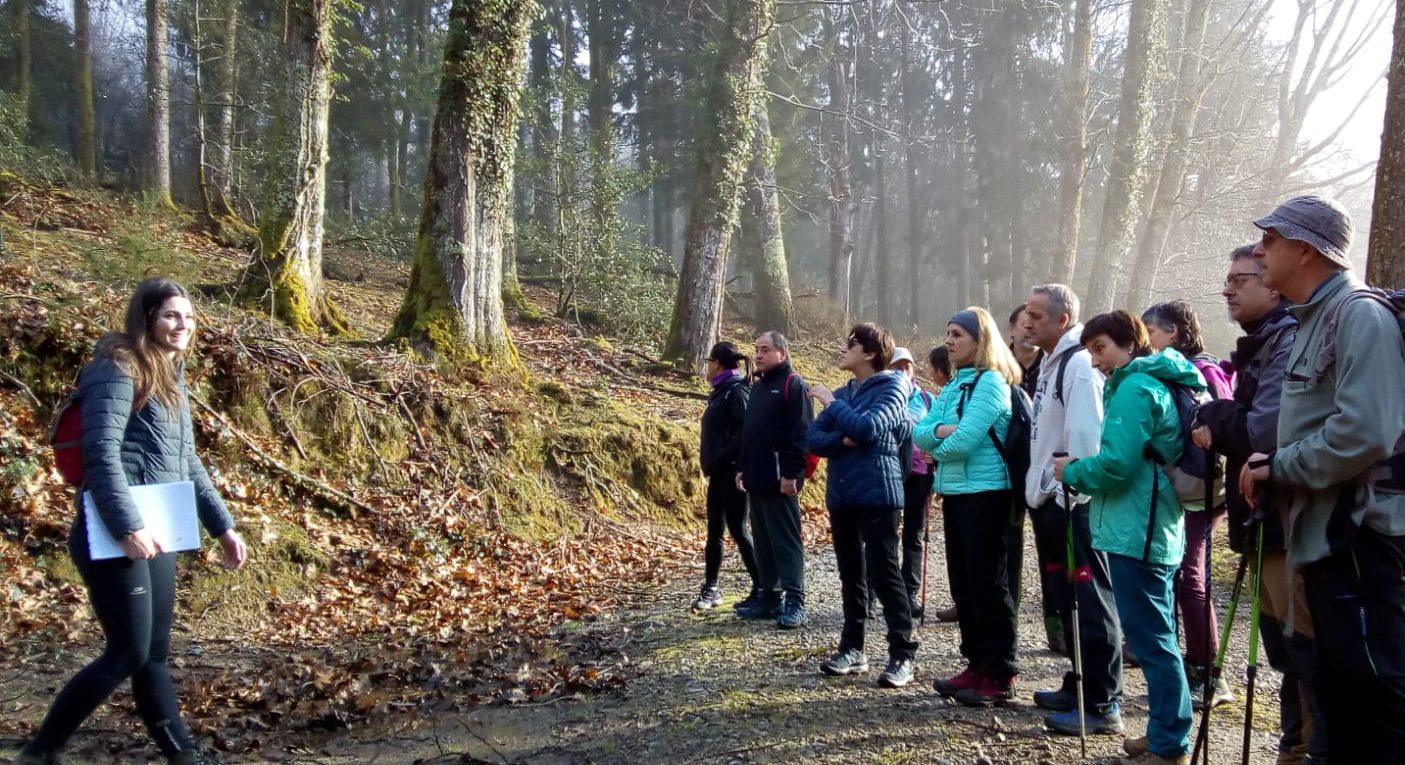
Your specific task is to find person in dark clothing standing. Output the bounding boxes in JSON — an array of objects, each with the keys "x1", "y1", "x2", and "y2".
[
  {"x1": 1193, "y1": 242, "x2": 1325, "y2": 764},
  {"x1": 735, "y1": 331, "x2": 813, "y2": 628},
  {"x1": 810, "y1": 324, "x2": 918, "y2": 687},
  {"x1": 1006, "y1": 305, "x2": 1042, "y2": 610},
  {"x1": 889, "y1": 347, "x2": 935, "y2": 619},
  {"x1": 695, "y1": 342, "x2": 761, "y2": 611},
  {"x1": 16, "y1": 278, "x2": 247, "y2": 765}
]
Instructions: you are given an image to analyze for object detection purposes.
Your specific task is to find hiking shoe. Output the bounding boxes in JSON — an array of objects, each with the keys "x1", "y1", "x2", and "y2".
[
  {"x1": 732, "y1": 586, "x2": 763, "y2": 611},
  {"x1": 820, "y1": 648, "x2": 869, "y2": 676},
  {"x1": 1124, "y1": 737, "x2": 1150, "y2": 757},
  {"x1": 951, "y1": 675, "x2": 1014, "y2": 706},
  {"x1": 934, "y1": 666, "x2": 978, "y2": 697},
  {"x1": 1045, "y1": 703, "x2": 1124, "y2": 736},
  {"x1": 692, "y1": 583, "x2": 722, "y2": 611},
  {"x1": 1119, "y1": 739, "x2": 1187, "y2": 765},
  {"x1": 878, "y1": 658, "x2": 915, "y2": 688},
  {"x1": 13, "y1": 747, "x2": 62, "y2": 765},
  {"x1": 1186, "y1": 666, "x2": 1234, "y2": 709},
  {"x1": 935, "y1": 605, "x2": 960, "y2": 623},
  {"x1": 737, "y1": 594, "x2": 780, "y2": 620},
  {"x1": 776, "y1": 600, "x2": 808, "y2": 629},
  {"x1": 1033, "y1": 687, "x2": 1077, "y2": 712}
]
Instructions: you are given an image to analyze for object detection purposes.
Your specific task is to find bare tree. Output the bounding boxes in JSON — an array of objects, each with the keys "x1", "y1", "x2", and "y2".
[
  {"x1": 146, "y1": 0, "x2": 173, "y2": 206},
  {"x1": 1368, "y1": 0, "x2": 1405, "y2": 287},
  {"x1": 73, "y1": 0, "x2": 96, "y2": 179},
  {"x1": 1055, "y1": 0, "x2": 1093, "y2": 284}
]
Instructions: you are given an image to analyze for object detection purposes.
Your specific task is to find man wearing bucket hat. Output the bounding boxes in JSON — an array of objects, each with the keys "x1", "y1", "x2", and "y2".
[{"x1": 1240, "y1": 194, "x2": 1405, "y2": 761}]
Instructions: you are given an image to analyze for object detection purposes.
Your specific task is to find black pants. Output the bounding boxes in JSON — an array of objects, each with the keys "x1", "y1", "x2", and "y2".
[
  {"x1": 1006, "y1": 501, "x2": 1026, "y2": 607},
  {"x1": 33, "y1": 516, "x2": 193, "y2": 756},
  {"x1": 749, "y1": 491, "x2": 805, "y2": 604},
  {"x1": 704, "y1": 475, "x2": 759, "y2": 587},
  {"x1": 900, "y1": 471, "x2": 934, "y2": 605},
  {"x1": 943, "y1": 490, "x2": 1019, "y2": 680},
  {"x1": 1303, "y1": 529, "x2": 1405, "y2": 764},
  {"x1": 1043, "y1": 498, "x2": 1124, "y2": 714},
  {"x1": 830, "y1": 504, "x2": 917, "y2": 660},
  {"x1": 1031, "y1": 498, "x2": 1072, "y2": 624}
]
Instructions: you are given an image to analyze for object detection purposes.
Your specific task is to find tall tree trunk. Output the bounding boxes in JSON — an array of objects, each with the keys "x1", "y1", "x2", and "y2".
[
  {"x1": 211, "y1": 0, "x2": 240, "y2": 216},
  {"x1": 747, "y1": 100, "x2": 795, "y2": 338},
  {"x1": 900, "y1": 19, "x2": 924, "y2": 328},
  {"x1": 73, "y1": 0, "x2": 96, "y2": 179},
  {"x1": 586, "y1": 0, "x2": 619, "y2": 264},
  {"x1": 873, "y1": 141, "x2": 891, "y2": 327},
  {"x1": 239, "y1": 0, "x2": 343, "y2": 334},
  {"x1": 389, "y1": 0, "x2": 532, "y2": 365},
  {"x1": 1082, "y1": 0, "x2": 1170, "y2": 313},
  {"x1": 662, "y1": 0, "x2": 774, "y2": 371},
  {"x1": 528, "y1": 21, "x2": 556, "y2": 231},
  {"x1": 13, "y1": 0, "x2": 31, "y2": 133},
  {"x1": 1126, "y1": 0, "x2": 1211, "y2": 307},
  {"x1": 825, "y1": 40, "x2": 855, "y2": 315},
  {"x1": 1368, "y1": 0, "x2": 1405, "y2": 288},
  {"x1": 1056, "y1": 0, "x2": 1092, "y2": 285},
  {"x1": 146, "y1": 0, "x2": 173, "y2": 206},
  {"x1": 950, "y1": 32, "x2": 974, "y2": 311}
]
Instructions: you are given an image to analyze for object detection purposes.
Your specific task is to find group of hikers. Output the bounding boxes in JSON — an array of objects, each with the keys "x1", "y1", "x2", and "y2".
[{"x1": 693, "y1": 195, "x2": 1405, "y2": 765}]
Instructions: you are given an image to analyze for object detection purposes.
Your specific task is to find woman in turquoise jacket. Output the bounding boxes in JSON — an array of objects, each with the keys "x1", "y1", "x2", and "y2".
[
  {"x1": 1054, "y1": 310, "x2": 1203, "y2": 765},
  {"x1": 917, "y1": 307, "x2": 1022, "y2": 706}
]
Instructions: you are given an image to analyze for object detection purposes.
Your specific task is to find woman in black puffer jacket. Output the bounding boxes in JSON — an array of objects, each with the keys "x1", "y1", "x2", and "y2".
[
  {"x1": 693, "y1": 342, "x2": 760, "y2": 610},
  {"x1": 16, "y1": 278, "x2": 246, "y2": 765}
]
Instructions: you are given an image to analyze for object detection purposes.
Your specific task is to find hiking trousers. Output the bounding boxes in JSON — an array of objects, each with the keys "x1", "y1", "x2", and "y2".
[
  {"x1": 749, "y1": 491, "x2": 806, "y2": 604},
  {"x1": 900, "y1": 471, "x2": 934, "y2": 605},
  {"x1": 943, "y1": 490, "x2": 1019, "y2": 680},
  {"x1": 1043, "y1": 499, "x2": 1124, "y2": 714},
  {"x1": 704, "y1": 475, "x2": 759, "y2": 587},
  {"x1": 1031, "y1": 498, "x2": 1072, "y2": 626},
  {"x1": 830, "y1": 504, "x2": 917, "y2": 660}
]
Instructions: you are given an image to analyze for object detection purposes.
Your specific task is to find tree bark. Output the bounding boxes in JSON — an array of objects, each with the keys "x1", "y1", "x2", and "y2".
[
  {"x1": 900, "y1": 19, "x2": 925, "y2": 328},
  {"x1": 13, "y1": 0, "x2": 31, "y2": 133},
  {"x1": 586, "y1": 0, "x2": 619, "y2": 268},
  {"x1": 1126, "y1": 0, "x2": 1211, "y2": 307},
  {"x1": 529, "y1": 21, "x2": 556, "y2": 231},
  {"x1": 239, "y1": 0, "x2": 343, "y2": 334},
  {"x1": 73, "y1": 0, "x2": 96, "y2": 179},
  {"x1": 146, "y1": 0, "x2": 173, "y2": 206},
  {"x1": 211, "y1": 0, "x2": 240, "y2": 216},
  {"x1": 1056, "y1": 0, "x2": 1092, "y2": 285},
  {"x1": 661, "y1": 0, "x2": 774, "y2": 372},
  {"x1": 746, "y1": 100, "x2": 795, "y2": 337},
  {"x1": 1368, "y1": 0, "x2": 1405, "y2": 288},
  {"x1": 825, "y1": 33, "x2": 855, "y2": 316},
  {"x1": 1082, "y1": 0, "x2": 1170, "y2": 313},
  {"x1": 389, "y1": 0, "x2": 532, "y2": 365}
]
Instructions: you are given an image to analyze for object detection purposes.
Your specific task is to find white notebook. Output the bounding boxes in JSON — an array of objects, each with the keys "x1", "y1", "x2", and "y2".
[{"x1": 84, "y1": 481, "x2": 200, "y2": 560}]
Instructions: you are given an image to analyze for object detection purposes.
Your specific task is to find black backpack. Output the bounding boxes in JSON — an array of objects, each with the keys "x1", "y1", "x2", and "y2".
[{"x1": 957, "y1": 370, "x2": 1033, "y2": 497}]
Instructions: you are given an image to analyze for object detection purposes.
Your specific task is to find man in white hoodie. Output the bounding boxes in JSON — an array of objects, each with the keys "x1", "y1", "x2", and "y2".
[{"x1": 1022, "y1": 284, "x2": 1125, "y2": 735}]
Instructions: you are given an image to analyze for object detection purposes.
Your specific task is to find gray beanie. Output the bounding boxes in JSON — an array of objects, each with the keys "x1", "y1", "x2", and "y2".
[{"x1": 1253, "y1": 195, "x2": 1354, "y2": 269}]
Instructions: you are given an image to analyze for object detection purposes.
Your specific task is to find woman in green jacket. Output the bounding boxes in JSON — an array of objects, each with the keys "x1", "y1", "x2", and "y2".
[{"x1": 1054, "y1": 311, "x2": 1201, "y2": 765}]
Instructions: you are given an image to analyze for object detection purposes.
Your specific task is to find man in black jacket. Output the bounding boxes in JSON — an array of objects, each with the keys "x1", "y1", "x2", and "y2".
[
  {"x1": 736, "y1": 331, "x2": 813, "y2": 628},
  {"x1": 1193, "y1": 243, "x2": 1325, "y2": 764}
]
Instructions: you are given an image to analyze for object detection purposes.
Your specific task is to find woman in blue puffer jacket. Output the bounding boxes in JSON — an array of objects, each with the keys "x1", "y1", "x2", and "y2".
[
  {"x1": 17, "y1": 278, "x2": 246, "y2": 765},
  {"x1": 808, "y1": 323, "x2": 917, "y2": 689},
  {"x1": 917, "y1": 307, "x2": 1022, "y2": 706}
]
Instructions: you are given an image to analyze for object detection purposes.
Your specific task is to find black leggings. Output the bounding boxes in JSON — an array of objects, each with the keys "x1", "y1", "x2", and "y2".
[
  {"x1": 31, "y1": 517, "x2": 193, "y2": 756},
  {"x1": 703, "y1": 474, "x2": 760, "y2": 586}
]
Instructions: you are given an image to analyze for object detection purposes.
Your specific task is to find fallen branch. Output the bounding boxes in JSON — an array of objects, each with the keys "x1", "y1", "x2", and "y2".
[{"x1": 191, "y1": 395, "x2": 376, "y2": 517}]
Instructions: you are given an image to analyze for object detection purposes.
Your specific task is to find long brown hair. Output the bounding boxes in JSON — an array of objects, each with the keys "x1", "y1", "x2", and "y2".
[{"x1": 94, "y1": 277, "x2": 191, "y2": 413}]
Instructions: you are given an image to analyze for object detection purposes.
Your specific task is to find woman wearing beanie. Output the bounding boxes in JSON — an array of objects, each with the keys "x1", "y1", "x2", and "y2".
[{"x1": 919, "y1": 307, "x2": 1022, "y2": 706}]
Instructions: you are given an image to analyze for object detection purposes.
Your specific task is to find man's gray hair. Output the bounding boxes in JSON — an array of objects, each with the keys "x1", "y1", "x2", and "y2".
[
  {"x1": 1031, "y1": 284, "x2": 1081, "y2": 325},
  {"x1": 1230, "y1": 242, "x2": 1258, "y2": 262},
  {"x1": 758, "y1": 330, "x2": 789, "y2": 351}
]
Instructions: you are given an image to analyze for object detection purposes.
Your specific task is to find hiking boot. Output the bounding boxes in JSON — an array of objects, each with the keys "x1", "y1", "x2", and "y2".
[
  {"x1": 13, "y1": 747, "x2": 62, "y2": 765},
  {"x1": 820, "y1": 648, "x2": 869, "y2": 676},
  {"x1": 951, "y1": 675, "x2": 1014, "y2": 706},
  {"x1": 935, "y1": 605, "x2": 960, "y2": 623},
  {"x1": 737, "y1": 593, "x2": 780, "y2": 620},
  {"x1": 776, "y1": 600, "x2": 808, "y2": 629},
  {"x1": 732, "y1": 586, "x2": 764, "y2": 611},
  {"x1": 1044, "y1": 616, "x2": 1067, "y2": 655},
  {"x1": 934, "y1": 666, "x2": 979, "y2": 697},
  {"x1": 692, "y1": 583, "x2": 722, "y2": 611},
  {"x1": 877, "y1": 658, "x2": 915, "y2": 688},
  {"x1": 1033, "y1": 687, "x2": 1077, "y2": 712},
  {"x1": 1185, "y1": 665, "x2": 1234, "y2": 709},
  {"x1": 1045, "y1": 703, "x2": 1125, "y2": 736}
]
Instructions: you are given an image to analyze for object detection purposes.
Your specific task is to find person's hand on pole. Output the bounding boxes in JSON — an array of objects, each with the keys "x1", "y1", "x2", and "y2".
[
  {"x1": 1240, "y1": 453, "x2": 1271, "y2": 508},
  {"x1": 1053, "y1": 455, "x2": 1072, "y2": 483}
]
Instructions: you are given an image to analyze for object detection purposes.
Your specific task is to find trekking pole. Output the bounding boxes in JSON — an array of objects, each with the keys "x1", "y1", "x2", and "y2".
[
  {"x1": 920, "y1": 492, "x2": 931, "y2": 626},
  {"x1": 1202, "y1": 459, "x2": 1216, "y2": 750},
  {"x1": 1190, "y1": 545, "x2": 1248, "y2": 765},
  {"x1": 1055, "y1": 452, "x2": 1086, "y2": 759},
  {"x1": 1241, "y1": 520, "x2": 1266, "y2": 765}
]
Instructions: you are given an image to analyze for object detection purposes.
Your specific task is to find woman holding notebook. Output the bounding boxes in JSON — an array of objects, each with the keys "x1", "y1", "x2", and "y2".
[{"x1": 16, "y1": 277, "x2": 246, "y2": 765}]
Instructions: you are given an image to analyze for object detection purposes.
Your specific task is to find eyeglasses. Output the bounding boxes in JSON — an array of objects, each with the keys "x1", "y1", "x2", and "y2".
[{"x1": 1223, "y1": 272, "x2": 1262, "y2": 289}]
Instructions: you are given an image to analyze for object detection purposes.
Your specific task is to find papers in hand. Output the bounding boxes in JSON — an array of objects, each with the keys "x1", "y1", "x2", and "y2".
[{"x1": 84, "y1": 481, "x2": 201, "y2": 561}]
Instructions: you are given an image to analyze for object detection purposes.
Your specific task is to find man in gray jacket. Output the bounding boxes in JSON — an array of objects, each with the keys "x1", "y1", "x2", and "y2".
[
  {"x1": 1021, "y1": 284, "x2": 1124, "y2": 735},
  {"x1": 1242, "y1": 195, "x2": 1405, "y2": 762}
]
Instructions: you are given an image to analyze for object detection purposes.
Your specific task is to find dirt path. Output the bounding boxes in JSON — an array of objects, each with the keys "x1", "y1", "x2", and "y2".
[{"x1": 251, "y1": 514, "x2": 1286, "y2": 765}]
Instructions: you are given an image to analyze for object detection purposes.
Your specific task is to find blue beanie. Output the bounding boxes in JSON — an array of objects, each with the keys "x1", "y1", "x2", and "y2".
[{"x1": 949, "y1": 310, "x2": 981, "y2": 341}]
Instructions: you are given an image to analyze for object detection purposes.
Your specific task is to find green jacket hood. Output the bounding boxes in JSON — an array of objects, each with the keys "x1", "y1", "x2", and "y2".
[{"x1": 1111, "y1": 348, "x2": 1205, "y2": 394}]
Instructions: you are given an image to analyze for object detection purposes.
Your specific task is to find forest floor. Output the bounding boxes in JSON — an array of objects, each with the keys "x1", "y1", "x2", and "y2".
[{"x1": 0, "y1": 174, "x2": 1284, "y2": 764}]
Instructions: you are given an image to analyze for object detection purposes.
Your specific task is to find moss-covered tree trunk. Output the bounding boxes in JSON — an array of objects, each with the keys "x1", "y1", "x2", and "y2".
[
  {"x1": 1369, "y1": 0, "x2": 1405, "y2": 288},
  {"x1": 239, "y1": 0, "x2": 343, "y2": 334},
  {"x1": 73, "y1": 0, "x2": 96, "y2": 179},
  {"x1": 387, "y1": 0, "x2": 533, "y2": 366},
  {"x1": 1082, "y1": 0, "x2": 1169, "y2": 313},
  {"x1": 746, "y1": 100, "x2": 795, "y2": 338},
  {"x1": 1056, "y1": 0, "x2": 1093, "y2": 285},
  {"x1": 661, "y1": 0, "x2": 775, "y2": 372},
  {"x1": 145, "y1": 0, "x2": 173, "y2": 206}
]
